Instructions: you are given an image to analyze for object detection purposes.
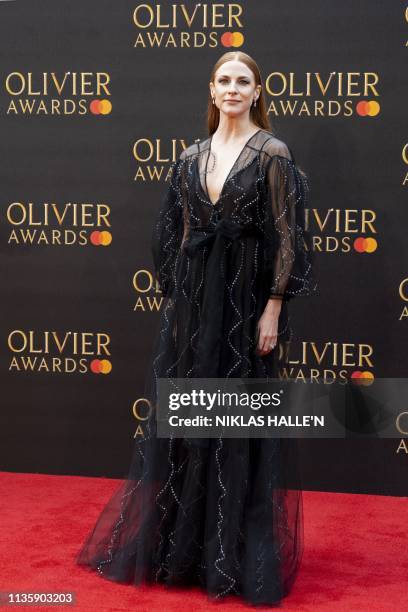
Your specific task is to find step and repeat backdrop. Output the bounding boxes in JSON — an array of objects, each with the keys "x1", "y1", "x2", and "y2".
[{"x1": 0, "y1": 1, "x2": 407, "y2": 495}]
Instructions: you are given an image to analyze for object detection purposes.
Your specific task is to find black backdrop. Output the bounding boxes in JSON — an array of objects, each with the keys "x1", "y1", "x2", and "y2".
[{"x1": 1, "y1": 0, "x2": 407, "y2": 496}]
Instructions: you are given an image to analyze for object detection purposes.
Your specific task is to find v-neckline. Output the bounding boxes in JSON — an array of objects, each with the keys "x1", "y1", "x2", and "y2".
[{"x1": 204, "y1": 128, "x2": 262, "y2": 207}]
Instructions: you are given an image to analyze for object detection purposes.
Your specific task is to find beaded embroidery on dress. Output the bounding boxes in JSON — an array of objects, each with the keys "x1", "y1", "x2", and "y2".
[{"x1": 75, "y1": 128, "x2": 317, "y2": 606}]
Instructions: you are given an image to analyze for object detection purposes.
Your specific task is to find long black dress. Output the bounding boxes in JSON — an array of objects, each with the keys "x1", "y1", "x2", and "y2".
[{"x1": 75, "y1": 128, "x2": 316, "y2": 606}]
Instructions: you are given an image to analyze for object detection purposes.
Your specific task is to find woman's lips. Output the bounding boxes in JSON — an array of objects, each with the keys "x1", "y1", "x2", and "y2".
[{"x1": 225, "y1": 100, "x2": 240, "y2": 103}]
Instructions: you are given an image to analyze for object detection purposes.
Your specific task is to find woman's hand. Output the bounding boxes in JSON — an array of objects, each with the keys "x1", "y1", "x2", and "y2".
[{"x1": 255, "y1": 298, "x2": 283, "y2": 356}]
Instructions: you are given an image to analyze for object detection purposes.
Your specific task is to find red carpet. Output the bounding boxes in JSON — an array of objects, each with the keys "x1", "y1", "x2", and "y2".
[{"x1": 0, "y1": 471, "x2": 406, "y2": 611}]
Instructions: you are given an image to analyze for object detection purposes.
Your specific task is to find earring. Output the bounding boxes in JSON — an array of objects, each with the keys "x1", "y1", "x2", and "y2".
[
  {"x1": 212, "y1": 97, "x2": 215, "y2": 105},
  {"x1": 253, "y1": 98, "x2": 257, "y2": 107}
]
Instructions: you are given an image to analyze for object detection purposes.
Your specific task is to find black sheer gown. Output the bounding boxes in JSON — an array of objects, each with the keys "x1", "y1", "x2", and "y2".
[{"x1": 75, "y1": 128, "x2": 316, "y2": 606}]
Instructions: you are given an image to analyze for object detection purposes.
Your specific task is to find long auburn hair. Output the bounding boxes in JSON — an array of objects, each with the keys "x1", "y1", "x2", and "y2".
[{"x1": 206, "y1": 51, "x2": 274, "y2": 136}]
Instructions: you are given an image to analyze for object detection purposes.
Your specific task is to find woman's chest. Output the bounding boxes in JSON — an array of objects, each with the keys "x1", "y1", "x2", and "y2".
[{"x1": 187, "y1": 155, "x2": 266, "y2": 219}]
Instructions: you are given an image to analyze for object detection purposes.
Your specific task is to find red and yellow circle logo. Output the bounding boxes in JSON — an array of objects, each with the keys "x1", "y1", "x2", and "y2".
[
  {"x1": 90, "y1": 359, "x2": 112, "y2": 374},
  {"x1": 356, "y1": 101, "x2": 380, "y2": 116},
  {"x1": 350, "y1": 371, "x2": 374, "y2": 385},
  {"x1": 89, "y1": 99, "x2": 112, "y2": 115},
  {"x1": 220, "y1": 32, "x2": 244, "y2": 47},
  {"x1": 354, "y1": 237, "x2": 377, "y2": 253},
  {"x1": 90, "y1": 231, "x2": 112, "y2": 246}
]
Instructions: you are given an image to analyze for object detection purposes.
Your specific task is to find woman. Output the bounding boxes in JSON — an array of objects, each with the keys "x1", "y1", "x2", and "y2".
[{"x1": 76, "y1": 51, "x2": 316, "y2": 606}]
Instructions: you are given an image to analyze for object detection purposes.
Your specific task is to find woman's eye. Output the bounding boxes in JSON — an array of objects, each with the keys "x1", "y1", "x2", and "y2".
[{"x1": 219, "y1": 79, "x2": 249, "y2": 84}]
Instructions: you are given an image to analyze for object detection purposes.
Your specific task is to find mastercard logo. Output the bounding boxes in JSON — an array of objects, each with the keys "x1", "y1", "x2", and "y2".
[
  {"x1": 90, "y1": 231, "x2": 112, "y2": 246},
  {"x1": 350, "y1": 371, "x2": 374, "y2": 385},
  {"x1": 89, "y1": 99, "x2": 112, "y2": 115},
  {"x1": 90, "y1": 359, "x2": 112, "y2": 374},
  {"x1": 354, "y1": 237, "x2": 377, "y2": 253},
  {"x1": 356, "y1": 101, "x2": 380, "y2": 116},
  {"x1": 220, "y1": 32, "x2": 244, "y2": 47}
]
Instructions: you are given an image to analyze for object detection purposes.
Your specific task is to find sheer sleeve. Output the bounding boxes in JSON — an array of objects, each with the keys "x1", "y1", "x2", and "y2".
[
  {"x1": 263, "y1": 142, "x2": 316, "y2": 301},
  {"x1": 151, "y1": 154, "x2": 188, "y2": 297}
]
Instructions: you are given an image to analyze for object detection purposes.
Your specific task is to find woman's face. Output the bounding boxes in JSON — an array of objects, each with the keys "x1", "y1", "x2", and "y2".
[{"x1": 210, "y1": 60, "x2": 261, "y2": 119}]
